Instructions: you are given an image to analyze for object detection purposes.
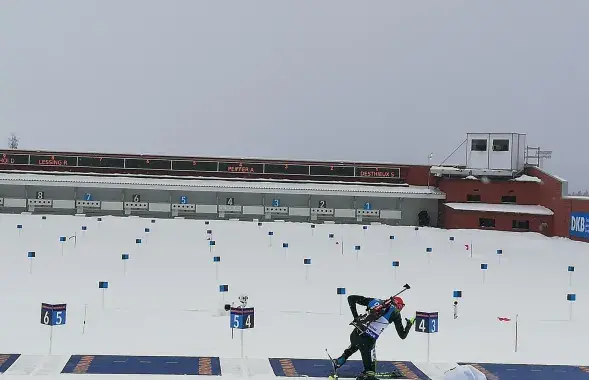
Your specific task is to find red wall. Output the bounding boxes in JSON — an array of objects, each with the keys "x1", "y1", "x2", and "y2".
[
  {"x1": 437, "y1": 178, "x2": 540, "y2": 204},
  {"x1": 525, "y1": 167, "x2": 572, "y2": 238},
  {"x1": 444, "y1": 207, "x2": 552, "y2": 234}
]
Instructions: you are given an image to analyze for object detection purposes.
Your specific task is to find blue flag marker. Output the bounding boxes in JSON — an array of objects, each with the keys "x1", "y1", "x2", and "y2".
[
  {"x1": 17, "y1": 224, "x2": 23, "y2": 229},
  {"x1": 337, "y1": 287, "x2": 346, "y2": 315},
  {"x1": 329, "y1": 233, "x2": 334, "y2": 239},
  {"x1": 426, "y1": 247, "x2": 432, "y2": 252},
  {"x1": 151, "y1": 219, "x2": 156, "y2": 224},
  {"x1": 97, "y1": 217, "x2": 102, "y2": 222},
  {"x1": 28, "y1": 251, "x2": 35, "y2": 274},
  {"x1": 205, "y1": 221, "x2": 210, "y2": 225},
  {"x1": 354, "y1": 245, "x2": 361, "y2": 260},
  {"x1": 567, "y1": 293, "x2": 576, "y2": 301},
  {"x1": 453, "y1": 290, "x2": 462, "y2": 298},
  {"x1": 481, "y1": 263, "x2": 488, "y2": 270},
  {"x1": 121, "y1": 254, "x2": 129, "y2": 275},
  {"x1": 568, "y1": 265, "x2": 575, "y2": 286},
  {"x1": 257, "y1": 222, "x2": 262, "y2": 227},
  {"x1": 145, "y1": 228, "x2": 150, "y2": 233},
  {"x1": 60, "y1": 236, "x2": 66, "y2": 242},
  {"x1": 81, "y1": 226, "x2": 87, "y2": 231},
  {"x1": 390, "y1": 235, "x2": 395, "y2": 240},
  {"x1": 449, "y1": 236, "x2": 455, "y2": 241},
  {"x1": 497, "y1": 249, "x2": 503, "y2": 254},
  {"x1": 136, "y1": 238, "x2": 142, "y2": 244},
  {"x1": 392, "y1": 260, "x2": 400, "y2": 279},
  {"x1": 567, "y1": 293, "x2": 576, "y2": 320},
  {"x1": 311, "y1": 224, "x2": 315, "y2": 229},
  {"x1": 42, "y1": 216, "x2": 47, "y2": 220},
  {"x1": 568, "y1": 266, "x2": 575, "y2": 272},
  {"x1": 304, "y1": 258, "x2": 311, "y2": 280},
  {"x1": 268, "y1": 231, "x2": 274, "y2": 246},
  {"x1": 98, "y1": 281, "x2": 108, "y2": 309},
  {"x1": 214, "y1": 256, "x2": 221, "y2": 280},
  {"x1": 283, "y1": 242, "x2": 288, "y2": 248},
  {"x1": 220, "y1": 284, "x2": 228, "y2": 292},
  {"x1": 209, "y1": 240, "x2": 216, "y2": 252},
  {"x1": 268, "y1": 231, "x2": 274, "y2": 236},
  {"x1": 207, "y1": 229, "x2": 212, "y2": 235},
  {"x1": 363, "y1": 225, "x2": 368, "y2": 230}
]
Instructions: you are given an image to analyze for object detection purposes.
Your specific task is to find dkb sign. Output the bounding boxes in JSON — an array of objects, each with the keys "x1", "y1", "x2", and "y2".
[{"x1": 570, "y1": 212, "x2": 589, "y2": 239}]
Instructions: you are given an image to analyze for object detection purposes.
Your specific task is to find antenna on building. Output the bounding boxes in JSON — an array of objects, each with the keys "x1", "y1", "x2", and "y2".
[
  {"x1": 8, "y1": 133, "x2": 19, "y2": 149},
  {"x1": 525, "y1": 146, "x2": 552, "y2": 168}
]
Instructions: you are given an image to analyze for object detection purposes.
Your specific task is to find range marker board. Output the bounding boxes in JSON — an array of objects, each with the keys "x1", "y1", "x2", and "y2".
[
  {"x1": 230, "y1": 307, "x2": 255, "y2": 329},
  {"x1": 415, "y1": 311, "x2": 438, "y2": 333},
  {"x1": 41, "y1": 303, "x2": 67, "y2": 326}
]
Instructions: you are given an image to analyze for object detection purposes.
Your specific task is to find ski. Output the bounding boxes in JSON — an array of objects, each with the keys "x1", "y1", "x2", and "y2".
[{"x1": 325, "y1": 349, "x2": 339, "y2": 380}]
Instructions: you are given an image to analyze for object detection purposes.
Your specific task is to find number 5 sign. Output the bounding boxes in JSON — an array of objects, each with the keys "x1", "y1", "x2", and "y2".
[
  {"x1": 230, "y1": 307, "x2": 254, "y2": 329},
  {"x1": 41, "y1": 303, "x2": 67, "y2": 326}
]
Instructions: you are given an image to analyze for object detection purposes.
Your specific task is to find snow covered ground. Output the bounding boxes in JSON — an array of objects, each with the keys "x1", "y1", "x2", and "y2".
[{"x1": 0, "y1": 214, "x2": 587, "y2": 379}]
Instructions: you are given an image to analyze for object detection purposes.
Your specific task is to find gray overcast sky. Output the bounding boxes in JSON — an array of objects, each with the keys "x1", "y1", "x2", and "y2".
[{"x1": 1, "y1": 1, "x2": 588, "y2": 190}]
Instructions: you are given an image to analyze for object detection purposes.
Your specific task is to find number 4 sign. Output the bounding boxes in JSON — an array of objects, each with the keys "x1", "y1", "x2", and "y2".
[
  {"x1": 415, "y1": 311, "x2": 438, "y2": 363},
  {"x1": 415, "y1": 311, "x2": 438, "y2": 333}
]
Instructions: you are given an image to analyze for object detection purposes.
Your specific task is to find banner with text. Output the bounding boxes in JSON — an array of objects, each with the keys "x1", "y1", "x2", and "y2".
[{"x1": 570, "y1": 212, "x2": 589, "y2": 239}]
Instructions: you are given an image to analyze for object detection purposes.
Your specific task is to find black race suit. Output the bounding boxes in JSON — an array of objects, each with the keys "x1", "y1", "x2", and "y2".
[{"x1": 338, "y1": 295, "x2": 411, "y2": 374}]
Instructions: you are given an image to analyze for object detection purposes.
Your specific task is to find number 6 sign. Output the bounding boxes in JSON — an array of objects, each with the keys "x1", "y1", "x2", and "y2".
[{"x1": 40, "y1": 303, "x2": 67, "y2": 355}]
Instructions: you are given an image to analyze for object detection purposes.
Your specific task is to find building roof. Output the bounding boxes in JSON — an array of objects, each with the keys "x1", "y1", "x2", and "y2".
[
  {"x1": 0, "y1": 172, "x2": 446, "y2": 199},
  {"x1": 444, "y1": 202, "x2": 554, "y2": 216}
]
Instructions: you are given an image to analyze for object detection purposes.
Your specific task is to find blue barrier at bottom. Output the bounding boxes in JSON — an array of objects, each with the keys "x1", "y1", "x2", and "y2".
[
  {"x1": 460, "y1": 362, "x2": 589, "y2": 380},
  {"x1": 269, "y1": 358, "x2": 430, "y2": 379},
  {"x1": 61, "y1": 355, "x2": 221, "y2": 375},
  {"x1": 0, "y1": 354, "x2": 20, "y2": 373}
]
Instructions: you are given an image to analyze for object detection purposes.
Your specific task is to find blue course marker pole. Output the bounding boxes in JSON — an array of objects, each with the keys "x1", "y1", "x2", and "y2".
[
  {"x1": 481, "y1": 263, "x2": 488, "y2": 284},
  {"x1": 17, "y1": 224, "x2": 23, "y2": 236},
  {"x1": 567, "y1": 293, "x2": 576, "y2": 320},
  {"x1": 392, "y1": 261, "x2": 400, "y2": 281},
  {"x1": 219, "y1": 284, "x2": 229, "y2": 302},
  {"x1": 98, "y1": 281, "x2": 109, "y2": 309},
  {"x1": 122, "y1": 254, "x2": 129, "y2": 275},
  {"x1": 213, "y1": 256, "x2": 221, "y2": 281},
  {"x1": 311, "y1": 224, "x2": 315, "y2": 236},
  {"x1": 304, "y1": 258, "x2": 311, "y2": 281},
  {"x1": 568, "y1": 266, "x2": 575, "y2": 287},
  {"x1": 268, "y1": 231, "x2": 274, "y2": 247},
  {"x1": 135, "y1": 238, "x2": 142, "y2": 253},
  {"x1": 282, "y1": 243, "x2": 289, "y2": 259},
  {"x1": 389, "y1": 235, "x2": 395, "y2": 250},
  {"x1": 354, "y1": 245, "x2": 361, "y2": 261},
  {"x1": 337, "y1": 287, "x2": 346, "y2": 315},
  {"x1": 497, "y1": 249, "x2": 503, "y2": 264},
  {"x1": 206, "y1": 229, "x2": 213, "y2": 241},
  {"x1": 426, "y1": 247, "x2": 433, "y2": 264},
  {"x1": 209, "y1": 240, "x2": 216, "y2": 253},
  {"x1": 59, "y1": 236, "x2": 66, "y2": 256},
  {"x1": 28, "y1": 251, "x2": 36, "y2": 275}
]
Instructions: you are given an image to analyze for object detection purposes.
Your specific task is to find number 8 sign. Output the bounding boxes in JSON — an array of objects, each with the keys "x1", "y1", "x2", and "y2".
[
  {"x1": 230, "y1": 307, "x2": 255, "y2": 329},
  {"x1": 415, "y1": 311, "x2": 438, "y2": 333}
]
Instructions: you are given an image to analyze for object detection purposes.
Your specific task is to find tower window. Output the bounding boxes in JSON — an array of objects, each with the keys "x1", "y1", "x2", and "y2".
[
  {"x1": 493, "y1": 139, "x2": 510, "y2": 151},
  {"x1": 471, "y1": 139, "x2": 487, "y2": 151}
]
